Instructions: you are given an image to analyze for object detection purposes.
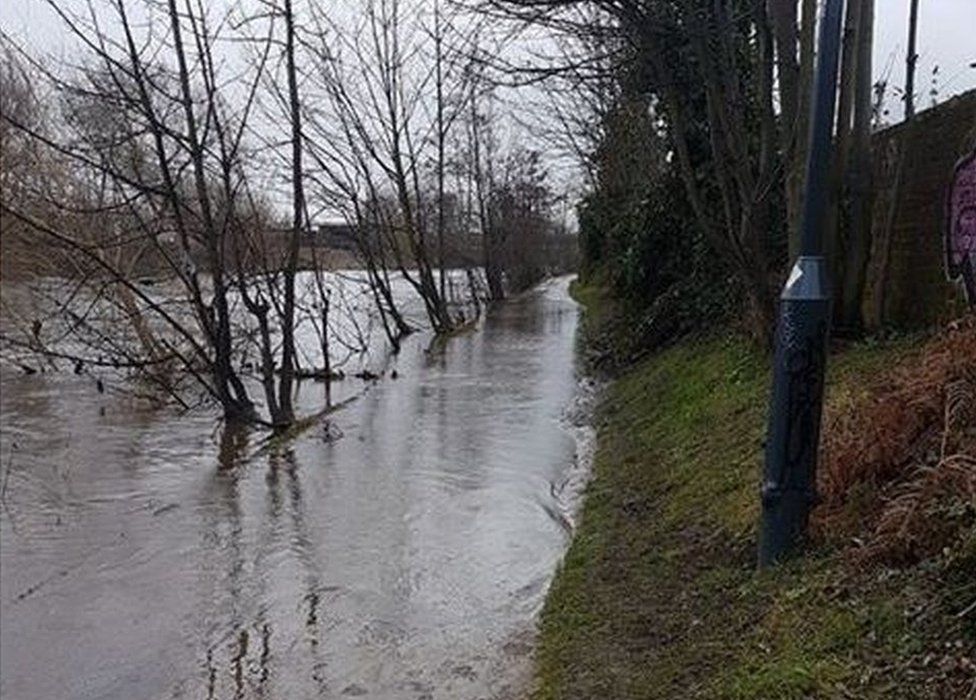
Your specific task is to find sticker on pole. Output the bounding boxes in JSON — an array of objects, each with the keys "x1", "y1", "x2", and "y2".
[{"x1": 947, "y1": 148, "x2": 976, "y2": 306}]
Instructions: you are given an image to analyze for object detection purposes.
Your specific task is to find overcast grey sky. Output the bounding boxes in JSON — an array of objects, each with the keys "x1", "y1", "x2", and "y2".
[
  {"x1": 871, "y1": 0, "x2": 976, "y2": 120},
  {"x1": 3, "y1": 0, "x2": 973, "y2": 115}
]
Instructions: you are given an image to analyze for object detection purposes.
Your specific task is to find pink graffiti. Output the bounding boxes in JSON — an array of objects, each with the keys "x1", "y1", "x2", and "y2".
[{"x1": 947, "y1": 149, "x2": 976, "y2": 305}]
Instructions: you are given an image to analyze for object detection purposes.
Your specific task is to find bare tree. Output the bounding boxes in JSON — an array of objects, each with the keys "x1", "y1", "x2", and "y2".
[
  {"x1": 476, "y1": 0, "x2": 793, "y2": 339},
  {"x1": 3, "y1": 0, "x2": 572, "y2": 431},
  {"x1": 302, "y1": 0, "x2": 488, "y2": 332},
  {"x1": 0, "y1": 1, "x2": 340, "y2": 428}
]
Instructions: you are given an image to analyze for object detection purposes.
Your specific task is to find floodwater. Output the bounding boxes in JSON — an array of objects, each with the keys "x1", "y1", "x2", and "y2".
[{"x1": 0, "y1": 276, "x2": 594, "y2": 700}]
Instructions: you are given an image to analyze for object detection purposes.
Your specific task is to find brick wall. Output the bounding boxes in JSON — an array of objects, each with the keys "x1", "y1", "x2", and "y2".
[{"x1": 862, "y1": 89, "x2": 976, "y2": 329}]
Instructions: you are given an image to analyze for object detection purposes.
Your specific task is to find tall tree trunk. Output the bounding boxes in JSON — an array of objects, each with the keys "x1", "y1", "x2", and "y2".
[
  {"x1": 792, "y1": 0, "x2": 817, "y2": 262},
  {"x1": 470, "y1": 82, "x2": 503, "y2": 301},
  {"x1": 435, "y1": 0, "x2": 447, "y2": 306},
  {"x1": 167, "y1": 0, "x2": 252, "y2": 421},
  {"x1": 768, "y1": 0, "x2": 803, "y2": 258},
  {"x1": 826, "y1": 0, "x2": 861, "y2": 283},
  {"x1": 839, "y1": 0, "x2": 875, "y2": 332},
  {"x1": 278, "y1": 0, "x2": 302, "y2": 427}
]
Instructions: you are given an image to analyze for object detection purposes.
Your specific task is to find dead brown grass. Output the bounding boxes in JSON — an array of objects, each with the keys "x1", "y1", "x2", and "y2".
[{"x1": 815, "y1": 315, "x2": 976, "y2": 564}]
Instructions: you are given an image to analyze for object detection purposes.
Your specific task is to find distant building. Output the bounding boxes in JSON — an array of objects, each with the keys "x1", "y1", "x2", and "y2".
[{"x1": 304, "y1": 222, "x2": 358, "y2": 250}]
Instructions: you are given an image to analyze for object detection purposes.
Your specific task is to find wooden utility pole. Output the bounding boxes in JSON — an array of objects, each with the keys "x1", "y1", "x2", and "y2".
[{"x1": 905, "y1": 0, "x2": 919, "y2": 120}]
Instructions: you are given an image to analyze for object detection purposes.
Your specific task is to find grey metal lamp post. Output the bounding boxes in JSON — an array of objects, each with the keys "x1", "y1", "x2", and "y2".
[{"x1": 758, "y1": 0, "x2": 845, "y2": 568}]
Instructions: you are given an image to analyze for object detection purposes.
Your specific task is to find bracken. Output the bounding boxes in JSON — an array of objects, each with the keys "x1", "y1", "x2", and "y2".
[{"x1": 816, "y1": 315, "x2": 976, "y2": 564}]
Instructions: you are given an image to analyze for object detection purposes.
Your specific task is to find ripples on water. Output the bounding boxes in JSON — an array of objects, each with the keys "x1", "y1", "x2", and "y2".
[{"x1": 0, "y1": 276, "x2": 594, "y2": 700}]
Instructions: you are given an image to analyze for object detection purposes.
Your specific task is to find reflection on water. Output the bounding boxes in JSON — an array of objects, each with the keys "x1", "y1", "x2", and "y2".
[{"x1": 0, "y1": 277, "x2": 589, "y2": 700}]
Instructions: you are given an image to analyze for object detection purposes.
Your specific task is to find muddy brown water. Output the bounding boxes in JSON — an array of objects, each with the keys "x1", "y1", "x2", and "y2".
[{"x1": 0, "y1": 276, "x2": 593, "y2": 700}]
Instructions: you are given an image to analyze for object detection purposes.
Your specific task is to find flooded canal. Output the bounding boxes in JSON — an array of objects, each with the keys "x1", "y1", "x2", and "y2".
[{"x1": 0, "y1": 276, "x2": 591, "y2": 700}]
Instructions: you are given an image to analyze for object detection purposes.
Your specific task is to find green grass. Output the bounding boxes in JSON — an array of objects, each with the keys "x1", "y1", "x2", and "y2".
[{"x1": 535, "y1": 283, "x2": 974, "y2": 699}]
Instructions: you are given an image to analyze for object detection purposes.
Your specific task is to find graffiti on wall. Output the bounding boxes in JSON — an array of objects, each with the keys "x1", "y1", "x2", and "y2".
[{"x1": 947, "y1": 148, "x2": 976, "y2": 305}]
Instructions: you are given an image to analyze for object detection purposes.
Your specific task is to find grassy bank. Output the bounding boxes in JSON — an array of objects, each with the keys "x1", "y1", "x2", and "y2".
[{"x1": 535, "y1": 283, "x2": 975, "y2": 699}]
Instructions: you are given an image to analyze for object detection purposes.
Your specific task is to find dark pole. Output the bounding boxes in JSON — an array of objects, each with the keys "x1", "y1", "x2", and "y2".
[
  {"x1": 758, "y1": 0, "x2": 845, "y2": 567},
  {"x1": 905, "y1": 0, "x2": 919, "y2": 121}
]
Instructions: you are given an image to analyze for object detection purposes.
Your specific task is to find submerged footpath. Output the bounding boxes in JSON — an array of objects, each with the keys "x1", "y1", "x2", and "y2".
[{"x1": 532, "y1": 282, "x2": 975, "y2": 699}]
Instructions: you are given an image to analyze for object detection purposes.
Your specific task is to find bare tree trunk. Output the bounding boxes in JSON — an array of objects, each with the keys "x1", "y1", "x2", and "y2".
[
  {"x1": 792, "y1": 0, "x2": 817, "y2": 262},
  {"x1": 826, "y1": 0, "x2": 861, "y2": 282},
  {"x1": 768, "y1": 0, "x2": 803, "y2": 258},
  {"x1": 768, "y1": 0, "x2": 800, "y2": 140},
  {"x1": 839, "y1": 0, "x2": 874, "y2": 332},
  {"x1": 321, "y1": 293, "x2": 331, "y2": 406},
  {"x1": 435, "y1": 0, "x2": 447, "y2": 305},
  {"x1": 470, "y1": 80, "x2": 503, "y2": 301},
  {"x1": 167, "y1": 0, "x2": 252, "y2": 421},
  {"x1": 277, "y1": 0, "x2": 302, "y2": 428}
]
